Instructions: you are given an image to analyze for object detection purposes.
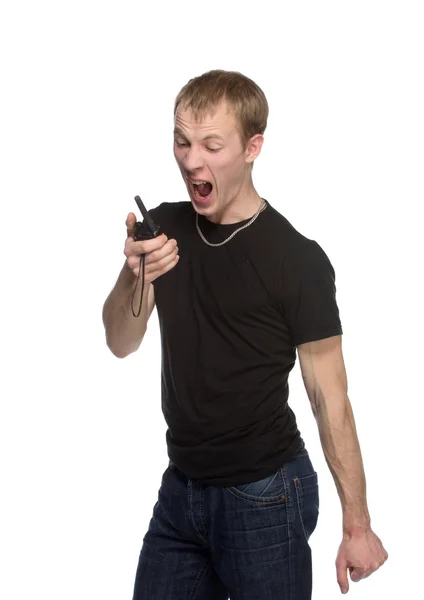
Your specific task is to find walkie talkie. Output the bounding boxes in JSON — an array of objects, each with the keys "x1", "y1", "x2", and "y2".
[
  {"x1": 131, "y1": 196, "x2": 161, "y2": 317},
  {"x1": 133, "y1": 195, "x2": 161, "y2": 240}
]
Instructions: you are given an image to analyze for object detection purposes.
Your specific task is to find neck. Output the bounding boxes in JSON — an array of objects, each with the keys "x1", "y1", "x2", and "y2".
[{"x1": 206, "y1": 186, "x2": 263, "y2": 225}]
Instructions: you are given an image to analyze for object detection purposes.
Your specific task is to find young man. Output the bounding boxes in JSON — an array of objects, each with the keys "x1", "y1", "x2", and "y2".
[{"x1": 102, "y1": 70, "x2": 388, "y2": 599}]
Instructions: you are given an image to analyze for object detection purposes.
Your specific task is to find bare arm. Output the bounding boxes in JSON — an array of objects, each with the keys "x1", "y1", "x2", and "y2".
[
  {"x1": 297, "y1": 335, "x2": 388, "y2": 592},
  {"x1": 102, "y1": 212, "x2": 179, "y2": 359},
  {"x1": 102, "y1": 261, "x2": 155, "y2": 358},
  {"x1": 297, "y1": 335, "x2": 369, "y2": 531}
]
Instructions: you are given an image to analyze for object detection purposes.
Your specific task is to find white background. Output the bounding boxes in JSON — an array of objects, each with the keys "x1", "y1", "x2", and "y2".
[{"x1": 1, "y1": 1, "x2": 422, "y2": 598}]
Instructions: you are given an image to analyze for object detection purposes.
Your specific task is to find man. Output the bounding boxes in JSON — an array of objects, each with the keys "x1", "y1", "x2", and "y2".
[{"x1": 102, "y1": 70, "x2": 388, "y2": 599}]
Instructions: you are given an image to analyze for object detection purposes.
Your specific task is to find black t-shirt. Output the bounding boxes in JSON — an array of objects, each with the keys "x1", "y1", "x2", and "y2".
[{"x1": 147, "y1": 200, "x2": 343, "y2": 486}]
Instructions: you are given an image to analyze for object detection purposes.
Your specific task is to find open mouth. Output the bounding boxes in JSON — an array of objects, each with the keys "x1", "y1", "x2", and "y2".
[{"x1": 189, "y1": 179, "x2": 214, "y2": 201}]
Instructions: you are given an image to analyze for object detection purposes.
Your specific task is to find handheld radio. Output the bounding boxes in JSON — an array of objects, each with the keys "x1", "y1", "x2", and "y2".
[
  {"x1": 133, "y1": 195, "x2": 161, "y2": 240},
  {"x1": 131, "y1": 196, "x2": 161, "y2": 317}
]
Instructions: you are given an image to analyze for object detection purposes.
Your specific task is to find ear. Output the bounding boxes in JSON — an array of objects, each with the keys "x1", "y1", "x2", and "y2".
[{"x1": 244, "y1": 134, "x2": 264, "y2": 164}]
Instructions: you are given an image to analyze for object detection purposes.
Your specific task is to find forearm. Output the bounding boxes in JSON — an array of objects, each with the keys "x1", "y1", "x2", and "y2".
[
  {"x1": 102, "y1": 261, "x2": 151, "y2": 358},
  {"x1": 313, "y1": 395, "x2": 370, "y2": 533}
]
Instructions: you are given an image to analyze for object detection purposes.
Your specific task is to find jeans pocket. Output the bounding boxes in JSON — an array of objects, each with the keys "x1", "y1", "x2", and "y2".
[
  {"x1": 227, "y1": 468, "x2": 287, "y2": 505},
  {"x1": 293, "y1": 472, "x2": 319, "y2": 540}
]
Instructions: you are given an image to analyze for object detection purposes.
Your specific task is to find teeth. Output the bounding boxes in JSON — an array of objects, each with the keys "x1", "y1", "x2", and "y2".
[{"x1": 190, "y1": 180, "x2": 208, "y2": 185}]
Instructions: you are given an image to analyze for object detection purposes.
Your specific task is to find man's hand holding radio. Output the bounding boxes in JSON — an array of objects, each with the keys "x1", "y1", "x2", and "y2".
[{"x1": 124, "y1": 212, "x2": 180, "y2": 283}]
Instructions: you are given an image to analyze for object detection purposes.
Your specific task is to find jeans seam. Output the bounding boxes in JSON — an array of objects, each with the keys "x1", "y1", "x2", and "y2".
[
  {"x1": 188, "y1": 480, "x2": 208, "y2": 544},
  {"x1": 280, "y1": 465, "x2": 295, "y2": 600},
  {"x1": 293, "y1": 478, "x2": 308, "y2": 540},
  {"x1": 226, "y1": 487, "x2": 287, "y2": 505},
  {"x1": 188, "y1": 560, "x2": 210, "y2": 600},
  {"x1": 226, "y1": 469, "x2": 287, "y2": 505}
]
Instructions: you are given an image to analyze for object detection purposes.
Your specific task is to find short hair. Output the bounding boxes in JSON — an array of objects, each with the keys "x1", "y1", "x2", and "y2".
[{"x1": 174, "y1": 70, "x2": 269, "y2": 149}]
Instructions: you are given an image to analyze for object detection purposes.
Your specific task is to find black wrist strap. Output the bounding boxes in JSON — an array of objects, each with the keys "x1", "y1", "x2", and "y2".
[
  {"x1": 130, "y1": 254, "x2": 146, "y2": 318},
  {"x1": 130, "y1": 219, "x2": 160, "y2": 318}
]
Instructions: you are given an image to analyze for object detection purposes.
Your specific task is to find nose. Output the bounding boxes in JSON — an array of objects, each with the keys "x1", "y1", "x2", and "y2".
[{"x1": 182, "y1": 145, "x2": 204, "y2": 172}]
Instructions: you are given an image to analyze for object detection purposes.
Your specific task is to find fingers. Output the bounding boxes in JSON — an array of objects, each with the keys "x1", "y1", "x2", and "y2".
[
  {"x1": 125, "y1": 235, "x2": 179, "y2": 280},
  {"x1": 349, "y1": 566, "x2": 365, "y2": 582},
  {"x1": 336, "y1": 531, "x2": 388, "y2": 594},
  {"x1": 145, "y1": 238, "x2": 178, "y2": 265},
  {"x1": 138, "y1": 240, "x2": 178, "y2": 272},
  {"x1": 147, "y1": 251, "x2": 180, "y2": 279},
  {"x1": 129, "y1": 250, "x2": 179, "y2": 280},
  {"x1": 124, "y1": 232, "x2": 169, "y2": 260},
  {"x1": 336, "y1": 558, "x2": 349, "y2": 594},
  {"x1": 349, "y1": 561, "x2": 384, "y2": 584},
  {"x1": 123, "y1": 212, "x2": 180, "y2": 281}
]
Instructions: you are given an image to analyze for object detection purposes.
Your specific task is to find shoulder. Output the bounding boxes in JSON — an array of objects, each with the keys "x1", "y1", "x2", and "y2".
[
  {"x1": 262, "y1": 203, "x2": 336, "y2": 283},
  {"x1": 263, "y1": 202, "x2": 330, "y2": 260}
]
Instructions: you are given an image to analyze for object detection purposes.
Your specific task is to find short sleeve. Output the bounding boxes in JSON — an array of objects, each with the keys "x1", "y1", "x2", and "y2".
[{"x1": 280, "y1": 240, "x2": 343, "y2": 346}]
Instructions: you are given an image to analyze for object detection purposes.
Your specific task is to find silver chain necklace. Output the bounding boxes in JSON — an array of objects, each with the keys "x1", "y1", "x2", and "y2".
[{"x1": 196, "y1": 199, "x2": 267, "y2": 247}]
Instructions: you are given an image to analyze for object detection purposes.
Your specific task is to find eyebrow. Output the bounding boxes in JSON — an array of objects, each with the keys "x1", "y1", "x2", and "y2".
[
  {"x1": 173, "y1": 129, "x2": 225, "y2": 142},
  {"x1": 202, "y1": 134, "x2": 225, "y2": 141}
]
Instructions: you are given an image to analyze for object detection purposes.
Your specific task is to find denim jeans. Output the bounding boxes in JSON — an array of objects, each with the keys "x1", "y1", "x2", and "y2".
[{"x1": 132, "y1": 441, "x2": 319, "y2": 599}]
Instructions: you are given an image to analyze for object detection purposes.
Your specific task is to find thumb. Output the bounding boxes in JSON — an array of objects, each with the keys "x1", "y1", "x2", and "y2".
[
  {"x1": 336, "y1": 558, "x2": 349, "y2": 595},
  {"x1": 126, "y1": 212, "x2": 136, "y2": 237}
]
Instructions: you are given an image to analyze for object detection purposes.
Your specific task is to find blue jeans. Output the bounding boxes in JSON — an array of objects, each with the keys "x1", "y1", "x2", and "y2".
[{"x1": 132, "y1": 441, "x2": 319, "y2": 599}]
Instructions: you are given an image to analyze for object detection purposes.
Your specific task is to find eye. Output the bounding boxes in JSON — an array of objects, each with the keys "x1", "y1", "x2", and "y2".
[
  {"x1": 206, "y1": 147, "x2": 221, "y2": 153},
  {"x1": 175, "y1": 140, "x2": 189, "y2": 148}
]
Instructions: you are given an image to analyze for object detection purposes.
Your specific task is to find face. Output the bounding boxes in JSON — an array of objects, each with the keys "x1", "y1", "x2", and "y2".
[{"x1": 173, "y1": 100, "x2": 262, "y2": 221}]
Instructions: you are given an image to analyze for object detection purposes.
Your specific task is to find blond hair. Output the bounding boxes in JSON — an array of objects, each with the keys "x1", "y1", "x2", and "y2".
[{"x1": 174, "y1": 70, "x2": 268, "y2": 149}]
